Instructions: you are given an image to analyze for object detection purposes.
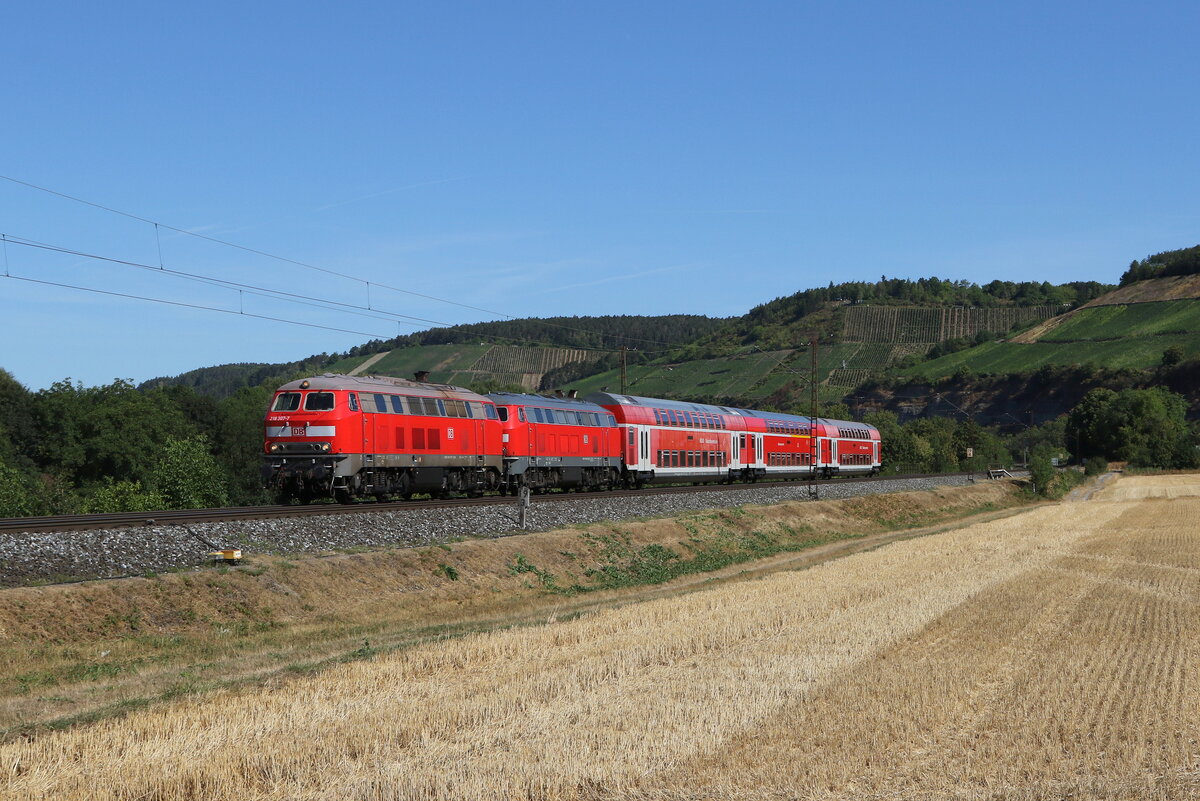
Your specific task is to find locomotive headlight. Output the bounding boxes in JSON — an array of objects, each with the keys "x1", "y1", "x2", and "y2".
[
  {"x1": 320, "y1": 442, "x2": 331, "y2": 452},
  {"x1": 269, "y1": 442, "x2": 281, "y2": 453}
]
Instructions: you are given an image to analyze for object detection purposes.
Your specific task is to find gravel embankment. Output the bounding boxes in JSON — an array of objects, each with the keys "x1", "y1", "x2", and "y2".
[{"x1": 0, "y1": 475, "x2": 998, "y2": 587}]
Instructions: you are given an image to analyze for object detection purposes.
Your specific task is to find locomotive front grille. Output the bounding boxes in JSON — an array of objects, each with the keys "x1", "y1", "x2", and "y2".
[{"x1": 267, "y1": 441, "x2": 333, "y2": 454}]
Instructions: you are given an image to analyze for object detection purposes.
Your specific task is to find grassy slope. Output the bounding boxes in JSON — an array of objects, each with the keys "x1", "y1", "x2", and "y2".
[
  {"x1": 901, "y1": 299, "x2": 1200, "y2": 378},
  {"x1": 1039, "y1": 299, "x2": 1200, "y2": 340},
  {"x1": 563, "y1": 344, "x2": 864, "y2": 405}
]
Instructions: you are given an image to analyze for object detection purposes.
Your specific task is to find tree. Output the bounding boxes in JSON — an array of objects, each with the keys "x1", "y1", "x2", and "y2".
[
  {"x1": 32, "y1": 379, "x2": 189, "y2": 486},
  {"x1": 1067, "y1": 387, "x2": 1197, "y2": 468},
  {"x1": 1162, "y1": 345, "x2": 1184, "y2": 367},
  {"x1": 1068, "y1": 388, "x2": 1119, "y2": 461},
  {"x1": 213, "y1": 385, "x2": 274, "y2": 505}
]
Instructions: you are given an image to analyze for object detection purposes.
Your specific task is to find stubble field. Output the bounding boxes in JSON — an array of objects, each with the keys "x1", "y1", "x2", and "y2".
[{"x1": 3, "y1": 475, "x2": 1198, "y2": 800}]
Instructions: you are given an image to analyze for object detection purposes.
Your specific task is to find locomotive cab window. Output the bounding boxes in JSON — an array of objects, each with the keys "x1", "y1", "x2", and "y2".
[
  {"x1": 272, "y1": 392, "x2": 301, "y2": 412},
  {"x1": 347, "y1": 393, "x2": 358, "y2": 412},
  {"x1": 496, "y1": 407, "x2": 509, "y2": 422},
  {"x1": 304, "y1": 392, "x2": 335, "y2": 411}
]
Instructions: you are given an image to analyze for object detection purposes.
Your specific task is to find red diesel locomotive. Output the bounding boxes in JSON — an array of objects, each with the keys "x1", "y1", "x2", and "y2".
[
  {"x1": 262, "y1": 374, "x2": 503, "y2": 503},
  {"x1": 262, "y1": 374, "x2": 882, "y2": 502},
  {"x1": 489, "y1": 392, "x2": 624, "y2": 493}
]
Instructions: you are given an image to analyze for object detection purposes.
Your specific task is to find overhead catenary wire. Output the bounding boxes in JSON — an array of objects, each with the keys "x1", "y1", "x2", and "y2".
[
  {"x1": 1, "y1": 231, "x2": 660, "y2": 355},
  {"x1": 2, "y1": 273, "x2": 396, "y2": 339},
  {"x1": 0, "y1": 173, "x2": 695, "y2": 350},
  {"x1": 2, "y1": 233, "x2": 459, "y2": 329}
]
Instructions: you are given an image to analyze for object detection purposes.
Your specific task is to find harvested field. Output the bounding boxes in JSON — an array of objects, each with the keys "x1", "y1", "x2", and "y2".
[{"x1": 3, "y1": 474, "x2": 1199, "y2": 799}]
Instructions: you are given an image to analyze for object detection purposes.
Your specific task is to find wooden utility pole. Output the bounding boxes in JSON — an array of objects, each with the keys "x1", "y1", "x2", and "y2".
[
  {"x1": 619, "y1": 345, "x2": 628, "y2": 395},
  {"x1": 809, "y1": 336, "x2": 820, "y2": 500}
]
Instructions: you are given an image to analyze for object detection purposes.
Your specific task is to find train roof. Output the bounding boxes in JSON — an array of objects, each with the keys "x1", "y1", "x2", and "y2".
[
  {"x1": 586, "y1": 392, "x2": 810, "y2": 423},
  {"x1": 277, "y1": 374, "x2": 490, "y2": 401},
  {"x1": 583, "y1": 392, "x2": 749, "y2": 417},
  {"x1": 822, "y1": 417, "x2": 880, "y2": 433},
  {"x1": 487, "y1": 392, "x2": 611, "y2": 413},
  {"x1": 584, "y1": 391, "x2": 878, "y2": 431}
]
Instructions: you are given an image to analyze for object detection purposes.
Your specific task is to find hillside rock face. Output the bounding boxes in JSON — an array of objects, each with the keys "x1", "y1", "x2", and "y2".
[{"x1": 851, "y1": 361, "x2": 1200, "y2": 429}]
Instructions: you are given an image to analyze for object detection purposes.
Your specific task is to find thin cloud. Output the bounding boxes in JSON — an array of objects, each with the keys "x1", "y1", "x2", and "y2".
[
  {"x1": 311, "y1": 177, "x2": 469, "y2": 213},
  {"x1": 525, "y1": 264, "x2": 691, "y2": 296}
]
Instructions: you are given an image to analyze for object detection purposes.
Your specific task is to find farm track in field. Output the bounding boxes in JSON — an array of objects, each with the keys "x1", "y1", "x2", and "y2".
[
  {"x1": 0, "y1": 472, "x2": 973, "y2": 533},
  {"x1": 3, "y1": 474, "x2": 1198, "y2": 799}
]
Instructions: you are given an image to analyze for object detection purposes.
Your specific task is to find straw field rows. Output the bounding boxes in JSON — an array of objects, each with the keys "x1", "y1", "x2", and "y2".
[{"x1": 4, "y1": 475, "x2": 1199, "y2": 799}]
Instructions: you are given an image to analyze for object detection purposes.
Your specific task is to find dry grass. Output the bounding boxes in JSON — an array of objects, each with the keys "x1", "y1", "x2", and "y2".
[
  {"x1": 3, "y1": 476, "x2": 1197, "y2": 799},
  {"x1": 0, "y1": 483, "x2": 1018, "y2": 734},
  {"x1": 1093, "y1": 473, "x2": 1200, "y2": 500}
]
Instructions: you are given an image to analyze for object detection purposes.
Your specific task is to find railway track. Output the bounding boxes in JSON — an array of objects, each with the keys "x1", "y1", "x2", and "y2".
[{"x1": 0, "y1": 472, "x2": 988, "y2": 534}]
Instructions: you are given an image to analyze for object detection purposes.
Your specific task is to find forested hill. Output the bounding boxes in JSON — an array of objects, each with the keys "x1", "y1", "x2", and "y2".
[
  {"x1": 410, "y1": 314, "x2": 725, "y2": 350},
  {"x1": 144, "y1": 279, "x2": 1121, "y2": 398},
  {"x1": 698, "y1": 278, "x2": 1114, "y2": 351},
  {"x1": 1120, "y1": 244, "x2": 1200, "y2": 286},
  {"x1": 141, "y1": 314, "x2": 727, "y2": 398}
]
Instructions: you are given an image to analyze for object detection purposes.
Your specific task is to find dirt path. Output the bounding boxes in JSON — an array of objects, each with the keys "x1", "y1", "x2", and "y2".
[{"x1": 346, "y1": 350, "x2": 389, "y2": 375}]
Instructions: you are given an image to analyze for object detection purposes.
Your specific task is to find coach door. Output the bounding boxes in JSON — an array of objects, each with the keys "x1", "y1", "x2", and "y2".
[
  {"x1": 638, "y1": 425, "x2": 652, "y2": 471},
  {"x1": 754, "y1": 434, "x2": 764, "y2": 467}
]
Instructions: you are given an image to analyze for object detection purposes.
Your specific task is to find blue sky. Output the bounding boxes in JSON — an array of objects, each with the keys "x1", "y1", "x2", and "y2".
[{"x1": 2, "y1": 1, "x2": 1198, "y2": 390}]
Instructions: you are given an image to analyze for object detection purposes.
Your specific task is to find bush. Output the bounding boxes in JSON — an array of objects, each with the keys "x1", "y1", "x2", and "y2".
[
  {"x1": 150, "y1": 435, "x2": 230, "y2": 510},
  {"x1": 86, "y1": 479, "x2": 165, "y2": 513},
  {"x1": 0, "y1": 463, "x2": 37, "y2": 517},
  {"x1": 1028, "y1": 451, "x2": 1056, "y2": 497},
  {"x1": 1084, "y1": 456, "x2": 1108, "y2": 476}
]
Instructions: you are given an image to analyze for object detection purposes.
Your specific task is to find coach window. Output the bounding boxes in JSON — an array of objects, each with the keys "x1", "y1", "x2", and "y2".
[
  {"x1": 305, "y1": 392, "x2": 336, "y2": 411},
  {"x1": 272, "y1": 392, "x2": 301, "y2": 412}
]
